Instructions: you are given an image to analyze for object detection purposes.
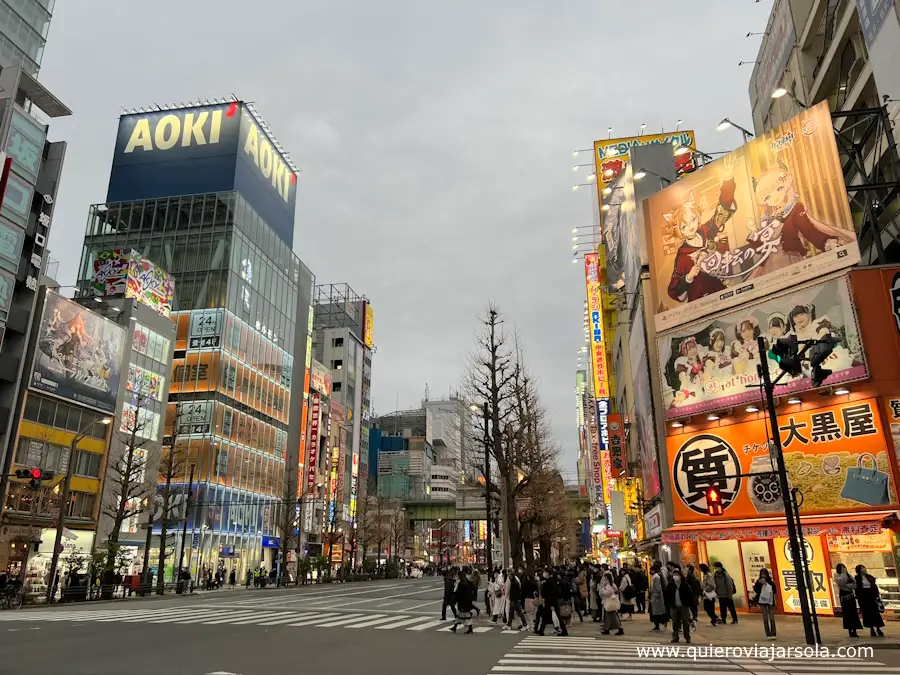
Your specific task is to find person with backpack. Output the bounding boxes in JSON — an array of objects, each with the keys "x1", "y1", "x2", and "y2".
[
  {"x1": 619, "y1": 565, "x2": 636, "y2": 619},
  {"x1": 713, "y1": 561, "x2": 738, "y2": 624},
  {"x1": 698, "y1": 563, "x2": 719, "y2": 626}
]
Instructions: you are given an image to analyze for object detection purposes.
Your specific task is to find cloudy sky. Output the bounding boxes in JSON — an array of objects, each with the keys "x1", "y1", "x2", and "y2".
[{"x1": 41, "y1": 1, "x2": 767, "y2": 472}]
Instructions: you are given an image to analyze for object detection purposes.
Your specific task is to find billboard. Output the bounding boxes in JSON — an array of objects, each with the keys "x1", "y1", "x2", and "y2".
[
  {"x1": 30, "y1": 291, "x2": 126, "y2": 414},
  {"x1": 608, "y1": 413, "x2": 625, "y2": 478},
  {"x1": 751, "y1": 0, "x2": 796, "y2": 116},
  {"x1": 602, "y1": 168, "x2": 642, "y2": 296},
  {"x1": 584, "y1": 253, "x2": 609, "y2": 398},
  {"x1": 643, "y1": 102, "x2": 860, "y2": 332},
  {"x1": 584, "y1": 392, "x2": 604, "y2": 507},
  {"x1": 658, "y1": 276, "x2": 867, "y2": 420},
  {"x1": 363, "y1": 302, "x2": 374, "y2": 349},
  {"x1": 594, "y1": 131, "x2": 697, "y2": 211},
  {"x1": 92, "y1": 249, "x2": 174, "y2": 317},
  {"x1": 629, "y1": 297, "x2": 660, "y2": 498},
  {"x1": 306, "y1": 393, "x2": 321, "y2": 489},
  {"x1": 667, "y1": 397, "x2": 896, "y2": 524},
  {"x1": 107, "y1": 101, "x2": 297, "y2": 248},
  {"x1": 310, "y1": 359, "x2": 332, "y2": 396}
]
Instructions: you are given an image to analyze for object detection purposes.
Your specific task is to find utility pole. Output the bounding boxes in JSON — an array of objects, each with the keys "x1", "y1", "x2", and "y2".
[
  {"x1": 757, "y1": 335, "x2": 816, "y2": 645},
  {"x1": 483, "y1": 401, "x2": 493, "y2": 573}
]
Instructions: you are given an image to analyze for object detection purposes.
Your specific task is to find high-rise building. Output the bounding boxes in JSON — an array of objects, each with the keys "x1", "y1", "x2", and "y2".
[
  {"x1": 74, "y1": 99, "x2": 315, "y2": 581},
  {"x1": 312, "y1": 283, "x2": 373, "y2": 527},
  {"x1": 0, "y1": 65, "x2": 70, "y2": 553},
  {"x1": 0, "y1": 0, "x2": 54, "y2": 77}
]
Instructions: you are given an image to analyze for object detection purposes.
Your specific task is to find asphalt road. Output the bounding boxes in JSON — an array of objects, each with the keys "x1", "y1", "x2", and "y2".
[
  {"x1": 0, "y1": 578, "x2": 522, "y2": 675},
  {"x1": 4, "y1": 579, "x2": 900, "y2": 675}
]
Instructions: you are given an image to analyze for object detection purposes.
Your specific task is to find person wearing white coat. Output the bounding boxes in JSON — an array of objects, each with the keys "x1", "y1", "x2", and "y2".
[{"x1": 600, "y1": 571, "x2": 624, "y2": 635}]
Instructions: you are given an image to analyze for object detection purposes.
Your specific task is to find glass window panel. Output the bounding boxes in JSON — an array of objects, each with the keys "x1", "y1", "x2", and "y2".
[
  {"x1": 23, "y1": 394, "x2": 39, "y2": 422},
  {"x1": 65, "y1": 405, "x2": 82, "y2": 432},
  {"x1": 53, "y1": 403, "x2": 69, "y2": 430},
  {"x1": 37, "y1": 397, "x2": 54, "y2": 426}
]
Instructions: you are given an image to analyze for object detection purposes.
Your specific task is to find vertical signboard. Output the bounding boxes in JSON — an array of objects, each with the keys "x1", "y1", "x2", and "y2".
[
  {"x1": 584, "y1": 253, "x2": 609, "y2": 399},
  {"x1": 608, "y1": 413, "x2": 625, "y2": 478},
  {"x1": 584, "y1": 392, "x2": 604, "y2": 509},
  {"x1": 305, "y1": 393, "x2": 321, "y2": 489},
  {"x1": 363, "y1": 301, "x2": 374, "y2": 349}
]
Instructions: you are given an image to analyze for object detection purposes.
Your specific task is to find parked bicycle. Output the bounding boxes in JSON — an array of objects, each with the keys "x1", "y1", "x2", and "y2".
[{"x1": 1, "y1": 582, "x2": 24, "y2": 610}]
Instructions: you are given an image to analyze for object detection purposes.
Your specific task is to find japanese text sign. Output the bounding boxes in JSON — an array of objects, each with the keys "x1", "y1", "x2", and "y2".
[
  {"x1": 584, "y1": 253, "x2": 609, "y2": 398},
  {"x1": 667, "y1": 397, "x2": 896, "y2": 523},
  {"x1": 306, "y1": 393, "x2": 321, "y2": 489},
  {"x1": 773, "y1": 535, "x2": 833, "y2": 614},
  {"x1": 608, "y1": 413, "x2": 625, "y2": 478}
]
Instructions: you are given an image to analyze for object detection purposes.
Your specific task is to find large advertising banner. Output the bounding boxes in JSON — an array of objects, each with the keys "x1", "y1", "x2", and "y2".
[
  {"x1": 306, "y1": 393, "x2": 321, "y2": 489},
  {"x1": 91, "y1": 249, "x2": 174, "y2": 317},
  {"x1": 584, "y1": 253, "x2": 609, "y2": 399},
  {"x1": 667, "y1": 397, "x2": 897, "y2": 524},
  {"x1": 658, "y1": 276, "x2": 867, "y2": 420},
  {"x1": 584, "y1": 392, "x2": 604, "y2": 508},
  {"x1": 594, "y1": 131, "x2": 697, "y2": 212},
  {"x1": 363, "y1": 302, "x2": 374, "y2": 349},
  {"x1": 773, "y1": 535, "x2": 833, "y2": 613},
  {"x1": 629, "y1": 297, "x2": 661, "y2": 498},
  {"x1": 608, "y1": 413, "x2": 625, "y2": 478},
  {"x1": 602, "y1": 169, "x2": 642, "y2": 296},
  {"x1": 30, "y1": 291, "x2": 126, "y2": 414},
  {"x1": 643, "y1": 102, "x2": 860, "y2": 332}
]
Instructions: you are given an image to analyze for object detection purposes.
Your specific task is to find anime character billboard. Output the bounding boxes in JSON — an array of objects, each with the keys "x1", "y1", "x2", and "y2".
[
  {"x1": 657, "y1": 275, "x2": 867, "y2": 420},
  {"x1": 643, "y1": 102, "x2": 859, "y2": 332},
  {"x1": 30, "y1": 291, "x2": 126, "y2": 414}
]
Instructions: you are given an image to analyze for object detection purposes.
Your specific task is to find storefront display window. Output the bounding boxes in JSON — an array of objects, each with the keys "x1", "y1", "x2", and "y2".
[
  {"x1": 706, "y1": 539, "x2": 748, "y2": 608},
  {"x1": 828, "y1": 531, "x2": 898, "y2": 609}
]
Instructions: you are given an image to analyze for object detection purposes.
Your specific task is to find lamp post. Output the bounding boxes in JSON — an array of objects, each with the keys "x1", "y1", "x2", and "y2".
[
  {"x1": 46, "y1": 415, "x2": 112, "y2": 603},
  {"x1": 716, "y1": 118, "x2": 754, "y2": 144}
]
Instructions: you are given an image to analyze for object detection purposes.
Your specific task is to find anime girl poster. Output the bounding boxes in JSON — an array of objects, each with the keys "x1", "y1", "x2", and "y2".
[
  {"x1": 657, "y1": 276, "x2": 867, "y2": 420},
  {"x1": 643, "y1": 102, "x2": 860, "y2": 333}
]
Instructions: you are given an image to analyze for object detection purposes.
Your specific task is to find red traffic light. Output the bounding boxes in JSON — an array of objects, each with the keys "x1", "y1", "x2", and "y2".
[
  {"x1": 29, "y1": 468, "x2": 41, "y2": 480},
  {"x1": 706, "y1": 485, "x2": 724, "y2": 517}
]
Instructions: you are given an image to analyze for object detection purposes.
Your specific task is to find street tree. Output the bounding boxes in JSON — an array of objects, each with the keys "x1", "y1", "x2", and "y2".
[
  {"x1": 99, "y1": 394, "x2": 158, "y2": 597},
  {"x1": 276, "y1": 461, "x2": 301, "y2": 586},
  {"x1": 155, "y1": 420, "x2": 189, "y2": 595}
]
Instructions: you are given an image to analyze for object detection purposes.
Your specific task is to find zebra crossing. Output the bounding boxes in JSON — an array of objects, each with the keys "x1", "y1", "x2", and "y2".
[
  {"x1": 489, "y1": 635, "x2": 900, "y2": 675},
  {"x1": 0, "y1": 605, "x2": 523, "y2": 634}
]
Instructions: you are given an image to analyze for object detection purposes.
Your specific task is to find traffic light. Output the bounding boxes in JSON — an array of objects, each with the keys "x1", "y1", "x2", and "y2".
[
  {"x1": 706, "y1": 485, "x2": 724, "y2": 516},
  {"x1": 28, "y1": 468, "x2": 41, "y2": 489},
  {"x1": 808, "y1": 335, "x2": 839, "y2": 387},
  {"x1": 768, "y1": 335, "x2": 802, "y2": 376},
  {"x1": 13, "y1": 468, "x2": 52, "y2": 489}
]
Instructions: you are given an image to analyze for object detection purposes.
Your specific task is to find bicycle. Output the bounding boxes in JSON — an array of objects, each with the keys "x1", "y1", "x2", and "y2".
[{"x1": 1, "y1": 583, "x2": 24, "y2": 610}]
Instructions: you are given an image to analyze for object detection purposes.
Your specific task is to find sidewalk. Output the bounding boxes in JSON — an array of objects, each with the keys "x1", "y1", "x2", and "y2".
[{"x1": 563, "y1": 612, "x2": 900, "y2": 648}]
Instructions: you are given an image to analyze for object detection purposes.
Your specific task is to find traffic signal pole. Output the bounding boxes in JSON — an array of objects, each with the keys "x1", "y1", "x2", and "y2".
[{"x1": 756, "y1": 336, "x2": 817, "y2": 645}]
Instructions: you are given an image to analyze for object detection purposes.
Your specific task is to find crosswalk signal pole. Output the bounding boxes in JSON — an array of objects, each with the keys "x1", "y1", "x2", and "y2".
[{"x1": 756, "y1": 336, "x2": 817, "y2": 645}]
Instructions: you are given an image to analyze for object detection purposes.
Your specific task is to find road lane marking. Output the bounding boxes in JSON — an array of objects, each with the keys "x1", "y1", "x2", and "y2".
[
  {"x1": 316, "y1": 614, "x2": 383, "y2": 627},
  {"x1": 376, "y1": 616, "x2": 433, "y2": 630},
  {"x1": 405, "y1": 619, "x2": 449, "y2": 631}
]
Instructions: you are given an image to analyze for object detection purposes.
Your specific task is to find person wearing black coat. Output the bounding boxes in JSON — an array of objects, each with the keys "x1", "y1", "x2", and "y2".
[
  {"x1": 685, "y1": 565, "x2": 702, "y2": 624},
  {"x1": 632, "y1": 568, "x2": 648, "y2": 614},
  {"x1": 450, "y1": 569, "x2": 475, "y2": 634},
  {"x1": 441, "y1": 567, "x2": 458, "y2": 621},
  {"x1": 535, "y1": 572, "x2": 568, "y2": 636},
  {"x1": 855, "y1": 565, "x2": 885, "y2": 637},
  {"x1": 663, "y1": 569, "x2": 696, "y2": 643}
]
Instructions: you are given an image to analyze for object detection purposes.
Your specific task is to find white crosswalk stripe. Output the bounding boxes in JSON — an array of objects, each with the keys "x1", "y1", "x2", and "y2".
[
  {"x1": 486, "y1": 636, "x2": 900, "y2": 675},
  {"x1": 0, "y1": 607, "x2": 526, "y2": 634}
]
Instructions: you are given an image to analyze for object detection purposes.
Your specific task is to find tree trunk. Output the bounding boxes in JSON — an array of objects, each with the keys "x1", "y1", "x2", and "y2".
[
  {"x1": 538, "y1": 534, "x2": 551, "y2": 566},
  {"x1": 156, "y1": 477, "x2": 172, "y2": 596},
  {"x1": 522, "y1": 522, "x2": 535, "y2": 572}
]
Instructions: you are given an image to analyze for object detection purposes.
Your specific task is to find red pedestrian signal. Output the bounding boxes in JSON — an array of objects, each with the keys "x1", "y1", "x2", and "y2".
[
  {"x1": 29, "y1": 468, "x2": 41, "y2": 480},
  {"x1": 706, "y1": 485, "x2": 724, "y2": 516}
]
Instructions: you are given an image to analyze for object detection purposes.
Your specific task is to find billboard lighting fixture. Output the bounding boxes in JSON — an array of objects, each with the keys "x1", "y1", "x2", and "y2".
[
  {"x1": 633, "y1": 169, "x2": 647, "y2": 180},
  {"x1": 772, "y1": 87, "x2": 788, "y2": 99},
  {"x1": 746, "y1": 406, "x2": 759, "y2": 413},
  {"x1": 707, "y1": 414, "x2": 720, "y2": 421},
  {"x1": 601, "y1": 204, "x2": 610, "y2": 212},
  {"x1": 716, "y1": 117, "x2": 754, "y2": 142},
  {"x1": 602, "y1": 187, "x2": 612, "y2": 197},
  {"x1": 671, "y1": 421, "x2": 684, "y2": 428},
  {"x1": 787, "y1": 397, "x2": 802, "y2": 405},
  {"x1": 834, "y1": 387, "x2": 850, "y2": 395}
]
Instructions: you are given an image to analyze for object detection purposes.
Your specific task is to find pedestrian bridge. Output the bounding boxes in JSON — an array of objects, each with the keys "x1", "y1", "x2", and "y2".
[{"x1": 403, "y1": 488, "x2": 590, "y2": 522}]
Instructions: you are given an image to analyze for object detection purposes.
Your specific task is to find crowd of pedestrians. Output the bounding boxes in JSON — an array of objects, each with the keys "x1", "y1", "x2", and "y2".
[{"x1": 436, "y1": 558, "x2": 888, "y2": 642}]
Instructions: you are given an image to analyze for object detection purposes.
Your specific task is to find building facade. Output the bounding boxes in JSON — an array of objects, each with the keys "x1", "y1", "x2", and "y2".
[
  {"x1": 74, "y1": 99, "x2": 314, "y2": 582},
  {"x1": 0, "y1": 0, "x2": 54, "y2": 77}
]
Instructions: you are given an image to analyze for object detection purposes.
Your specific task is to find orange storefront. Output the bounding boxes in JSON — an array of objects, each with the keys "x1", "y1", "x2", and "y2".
[{"x1": 660, "y1": 267, "x2": 900, "y2": 616}]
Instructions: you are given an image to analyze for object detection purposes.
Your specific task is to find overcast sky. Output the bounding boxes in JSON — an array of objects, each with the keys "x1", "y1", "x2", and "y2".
[{"x1": 41, "y1": 1, "x2": 768, "y2": 473}]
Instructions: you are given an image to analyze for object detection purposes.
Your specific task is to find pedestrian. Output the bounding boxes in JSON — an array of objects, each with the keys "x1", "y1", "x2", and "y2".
[
  {"x1": 600, "y1": 570, "x2": 624, "y2": 635},
  {"x1": 521, "y1": 571, "x2": 538, "y2": 627},
  {"x1": 504, "y1": 568, "x2": 529, "y2": 631},
  {"x1": 576, "y1": 566, "x2": 589, "y2": 618},
  {"x1": 490, "y1": 569, "x2": 505, "y2": 623},
  {"x1": 632, "y1": 565, "x2": 648, "y2": 614},
  {"x1": 441, "y1": 566, "x2": 457, "y2": 621},
  {"x1": 450, "y1": 569, "x2": 475, "y2": 634},
  {"x1": 752, "y1": 568, "x2": 777, "y2": 640},
  {"x1": 713, "y1": 561, "x2": 738, "y2": 624},
  {"x1": 664, "y1": 567, "x2": 695, "y2": 644},
  {"x1": 698, "y1": 563, "x2": 719, "y2": 626},
  {"x1": 834, "y1": 563, "x2": 862, "y2": 638},
  {"x1": 590, "y1": 568, "x2": 603, "y2": 622},
  {"x1": 649, "y1": 562, "x2": 668, "y2": 631},
  {"x1": 229, "y1": 569, "x2": 236, "y2": 588},
  {"x1": 855, "y1": 564, "x2": 885, "y2": 637},
  {"x1": 245, "y1": 569, "x2": 252, "y2": 589},
  {"x1": 471, "y1": 567, "x2": 482, "y2": 617},
  {"x1": 684, "y1": 565, "x2": 702, "y2": 629},
  {"x1": 535, "y1": 570, "x2": 567, "y2": 636},
  {"x1": 618, "y1": 566, "x2": 635, "y2": 620}
]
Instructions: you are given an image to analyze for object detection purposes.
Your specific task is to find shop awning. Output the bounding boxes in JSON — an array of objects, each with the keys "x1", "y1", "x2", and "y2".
[{"x1": 661, "y1": 511, "x2": 894, "y2": 544}]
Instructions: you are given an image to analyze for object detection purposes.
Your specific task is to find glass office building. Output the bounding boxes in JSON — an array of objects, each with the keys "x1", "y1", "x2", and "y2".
[
  {"x1": 0, "y1": 0, "x2": 54, "y2": 76},
  {"x1": 76, "y1": 192, "x2": 314, "y2": 579}
]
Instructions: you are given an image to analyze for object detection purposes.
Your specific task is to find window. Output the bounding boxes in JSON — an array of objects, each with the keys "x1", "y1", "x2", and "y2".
[
  {"x1": 22, "y1": 395, "x2": 39, "y2": 422},
  {"x1": 332, "y1": 382, "x2": 342, "y2": 392},
  {"x1": 333, "y1": 337, "x2": 344, "y2": 348},
  {"x1": 14, "y1": 437, "x2": 69, "y2": 473},
  {"x1": 332, "y1": 360, "x2": 342, "y2": 371},
  {"x1": 22, "y1": 395, "x2": 107, "y2": 438},
  {"x1": 67, "y1": 492, "x2": 95, "y2": 520},
  {"x1": 75, "y1": 451, "x2": 101, "y2": 479}
]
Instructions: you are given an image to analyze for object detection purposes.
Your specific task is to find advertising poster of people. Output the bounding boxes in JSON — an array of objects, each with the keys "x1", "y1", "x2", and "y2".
[
  {"x1": 30, "y1": 291, "x2": 126, "y2": 414},
  {"x1": 643, "y1": 101, "x2": 860, "y2": 332},
  {"x1": 658, "y1": 276, "x2": 866, "y2": 420},
  {"x1": 629, "y1": 297, "x2": 661, "y2": 498},
  {"x1": 602, "y1": 168, "x2": 642, "y2": 297}
]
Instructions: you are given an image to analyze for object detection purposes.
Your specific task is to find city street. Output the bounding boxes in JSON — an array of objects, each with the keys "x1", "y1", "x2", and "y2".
[{"x1": 3, "y1": 579, "x2": 900, "y2": 675}]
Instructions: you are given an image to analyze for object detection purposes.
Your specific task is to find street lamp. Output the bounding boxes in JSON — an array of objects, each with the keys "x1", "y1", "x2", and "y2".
[
  {"x1": 633, "y1": 167, "x2": 673, "y2": 187},
  {"x1": 771, "y1": 87, "x2": 809, "y2": 109},
  {"x1": 716, "y1": 118, "x2": 754, "y2": 144},
  {"x1": 47, "y1": 415, "x2": 112, "y2": 603}
]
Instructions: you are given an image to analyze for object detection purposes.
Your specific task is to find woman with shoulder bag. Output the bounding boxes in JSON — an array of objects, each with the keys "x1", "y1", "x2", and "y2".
[
  {"x1": 855, "y1": 564, "x2": 885, "y2": 637},
  {"x1": 752, "y1": 568, "x2": 777, "y2": 640},
  {"x1": 600, "y1": 570, "x2": 624, "y2": 635},
  {"x1": 834, "y1": 564, "x2": 862, "y2": 638},
  {"x1": 619, "y1": 569, "x2": 635, "y2": 620},
  {"x1": 698, "y1": 564, "x2": 718, "y2": 627}
]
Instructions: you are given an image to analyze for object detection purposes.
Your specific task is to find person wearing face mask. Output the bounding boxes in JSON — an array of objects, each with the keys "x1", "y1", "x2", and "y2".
[
  {"x1": 535, "y1": 570, "x2": 567, "y2": 636},
  {"x1": 855, "y1": 564, "x2": 885, "y2": 637},
  {"x1": 664, "y1": 567, "x2": 696, "y2": 643},
  {"x1": 834, "y1": 563, "x2": 861, "y2": 638}
]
